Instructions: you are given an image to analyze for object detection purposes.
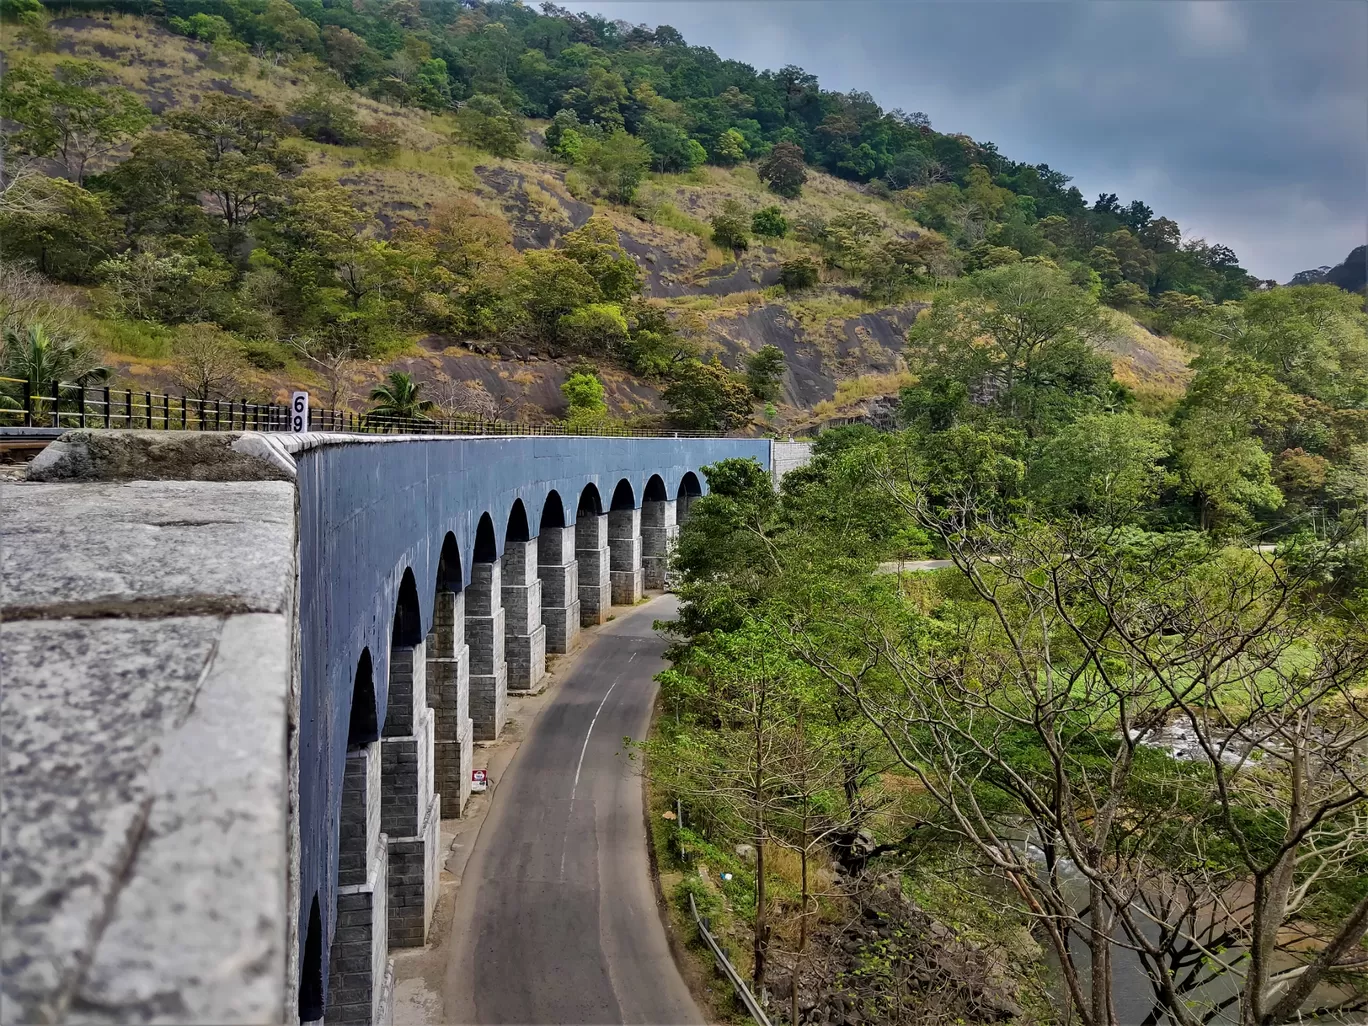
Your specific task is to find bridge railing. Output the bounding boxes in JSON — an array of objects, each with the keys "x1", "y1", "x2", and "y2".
[{"x1": 0, "y1": 377, "x2": 723, "y2": 438}]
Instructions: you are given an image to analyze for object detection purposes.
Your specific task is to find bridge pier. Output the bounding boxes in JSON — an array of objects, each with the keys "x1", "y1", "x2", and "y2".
[
  {"x1": 467, "y1": 560, "x2": 508, "y2": 741},
  {"x1": 427, "y1": 589, "x2": 472, "y2": 819},
  {"x1": 576, "y1": 513, "x2": 611, "y2": 626},
  {"x1": 380, "y1": 644, "x2": 439, "y2": 950},
  {"x1": 609, "y1": 506, "x2": 644, "y2": 605},
  {"x1": 327, "y1": 742, "x2": 392, "y2": 1025},
  {"x1": 537, "y1": 525, "x2": 581, "y2": 653},
  {"x1": 641, "y1": 498, "x2": 677, "y2": 590},
  {"x1": 502, "y1": 539, "x2": 547, "y2": 691}
]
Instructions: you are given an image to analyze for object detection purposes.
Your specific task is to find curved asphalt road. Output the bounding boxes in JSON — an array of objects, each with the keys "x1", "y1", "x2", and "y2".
[{"x1": 442, "y1": 595, "x2": 704, "y2": 1025}]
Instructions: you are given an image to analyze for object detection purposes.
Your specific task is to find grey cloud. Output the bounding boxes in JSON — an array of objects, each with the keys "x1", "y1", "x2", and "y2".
[{"x1": 574, "y1": 1, "x2": 1367, "y2": 281}]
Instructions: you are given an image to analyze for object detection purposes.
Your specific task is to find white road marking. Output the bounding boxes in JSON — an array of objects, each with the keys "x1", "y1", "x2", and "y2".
[{"x1": 561, "y1": 654, "x2": 636, "y2": 879}]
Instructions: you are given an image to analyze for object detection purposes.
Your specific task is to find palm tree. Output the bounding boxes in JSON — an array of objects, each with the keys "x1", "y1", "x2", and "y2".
[
  {"x1": 1, "y1": 322, "x2": 107, "y2": 420},
  {"x1": 367, "y1": 371, "x2": 434, "y2": 423}
]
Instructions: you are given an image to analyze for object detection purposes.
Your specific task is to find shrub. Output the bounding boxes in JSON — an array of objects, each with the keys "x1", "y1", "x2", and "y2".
[
  {"x1": 750, "y1": 206, "x2": 788, "y2": 238},
  {"x1": 289, "y1": 87, "x2": 363, "y2": 146},
  {"x1": 778, "y1": 256, "x2": 820, "y2": 291},
  {"x1": 241, "y1": 339, "x2": 287, "y2": 370},
  {"x1": 454, "y1": 94, "x2": 522, "y2": 157}
]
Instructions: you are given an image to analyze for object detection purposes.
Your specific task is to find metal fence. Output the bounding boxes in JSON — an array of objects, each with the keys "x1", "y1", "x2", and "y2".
[
  {"x1": 0, "y1": 377, "x2": 722, "y2": 438},
  {"x1": 688, "y1": 892, "x2": 773, "y2": 1026}
]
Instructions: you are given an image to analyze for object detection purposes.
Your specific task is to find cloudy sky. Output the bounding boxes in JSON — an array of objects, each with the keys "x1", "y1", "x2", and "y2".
[{"x1": 573, "y1": 1, "x2": 1367, "y2": 283}]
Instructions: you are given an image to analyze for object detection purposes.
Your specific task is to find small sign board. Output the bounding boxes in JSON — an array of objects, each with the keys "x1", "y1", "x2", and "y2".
[
  {"x1": 471, "y1": 768, "x2": 488, "y2": 792},
  {"x1": 290, "y1": 390, "x2": 309, "y2": 432}
]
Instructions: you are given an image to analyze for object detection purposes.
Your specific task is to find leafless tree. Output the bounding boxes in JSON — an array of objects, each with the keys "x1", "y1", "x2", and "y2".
[
  {"x1": 174, "y1": 323, "x2": 245, "y2": 402},
  {"x1": 286, "y1": 333, "x2": 359, "y2": 413}
]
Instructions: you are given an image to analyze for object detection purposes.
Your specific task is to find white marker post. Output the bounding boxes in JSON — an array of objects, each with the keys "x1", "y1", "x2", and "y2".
[{"x1": 290, "y1": 390, "x2": 309, "y2": 432}]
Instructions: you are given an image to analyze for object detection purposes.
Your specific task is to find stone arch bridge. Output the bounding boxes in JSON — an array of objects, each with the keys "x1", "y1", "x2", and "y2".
[{"x1": 1, "y1": 431, "x2": 813, "y2": 1025}]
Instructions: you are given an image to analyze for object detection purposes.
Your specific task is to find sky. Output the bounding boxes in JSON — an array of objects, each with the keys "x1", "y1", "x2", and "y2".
[{"x1": 571, "y1": 1, "x2": 1367, "y2": 283}]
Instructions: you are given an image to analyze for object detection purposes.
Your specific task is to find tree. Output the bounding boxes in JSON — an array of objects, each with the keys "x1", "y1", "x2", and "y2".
[
  {"x1": 173, "y1": 323, "x2": 245, "y2": 403},
  {"x1": 560, "y1": 217, "x2": 640, "y2": 303},
  {"x1": 745, "y1": 344, "x2": 785, "y2": 401},
  {"x1": 287, "y1": 333, "x2": 360, "y2": 412},
  {"x1": 289, "y1": 86, "x2": 363, "y2": 146},
  {"x1": 710, "y1": 202, "x2": 750, "y2": 253},
  {"x1": 715, "y1": 127, "x2": 747, "y2": 165},
  {"x1": 557, "y1": 302, "x2": 628, "y2": 356},
  {"x1": 367, "y1": 370, "x2": 434, "y2": 421},
  {"x1": 637, "y1": 114, "x2": 705, "y2": 172},
  {"x1": 1028, "y1": 411, "x2": 1171, "y2": 519},
  {"x1": 1173, "y1": 358, "x2": 1290, "y2": 531},
  {"x1": 653, "y1": 621, "x2": 807, "y2": 992},
  {"x1": 95, "y1": 250, "x2": 233, "y2": 324},
  {"x1": 750, "y1": 205, "x2": 788, "y2": 238},
  {"x1": 0, "y1": 58, "x2": 152, "y2": 185},
  {"x1": 778, "y1": 255, "x2": 820, "y2": 291},
  {"x1": 789, "y1": 490, "x2": 1368, "y2": 1026},
  {"x1": 758, "y1": 140, "x2": 807, "y2": 199},
  {"x1": 561, "y1": 368, "x2": 608, "y2": 430},
  {"x1": 0, "y1": 322, "x2": 105, "y2": 417},
  {"x1": 361, "y1": 119, "x2": 403, "y2": 162},
  {"x1": 0, "y1": 168, "x2": 118, "y2": 281},
  {"x1": 579, "y1": 129, "x2": 651, "y2": 204},
  {"x1": 454, "y1": 94, "x2": 523, "y2": 157},
  {"x1": 507, "y1": 251, "x2": 601, "y2": 345},
  {"x1": 167, "y1": 95, "x2": 289, "y2": 230},
  {"x1": 908, "y1": 261, "x2": 1112, "y2": 435},
  {"x1": 93, "y1": 130, "x2": 211, "y2": 239},
  {"x1": 663, "y1": 360, "x2": 754, "y2": 432}
]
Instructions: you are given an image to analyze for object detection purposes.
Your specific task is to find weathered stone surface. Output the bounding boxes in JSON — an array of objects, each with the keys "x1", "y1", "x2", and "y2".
[
  {"x1": 27, "y1": 430, "x2": 293, "y2": 483},
  {"x1": 68, "y1": 613, "x2": 291, "y2": 1025},
  {"x1": 1, "y1": 613, "x2": 291, "y2": 1026},
  {"x1": 0, "y1": 480, "x2": 296, "y2": 620}
]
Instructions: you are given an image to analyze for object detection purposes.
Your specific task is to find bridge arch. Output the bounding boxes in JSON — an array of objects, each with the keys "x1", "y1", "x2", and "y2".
[
  {"x1": 641, "y1": 475, "x2": 676, "y2": 590},
  {"x1": 435, "y1": 532, "x2": 462, "y2": 594},
  {"x1": 391, "y1": 568, "x2": 423, "y2": 649},
  {"x1": 644, "y1": 474, "x2": 668, "y2": 502},
  {"x1": 609, "y1": 478, "x2": 636, "y2": 511},
  {"x1": 540, "y1": 490, "x2": 566, "y2": 530},
  {"x1": 676, "y1": 471, "x2": 703, "y2": 523},
  {"x1": 299, "y1": 895, "x2": 324, "y2": 1023},
  {"x1": 347, "y1": 648, "x2": 378, "y2": 747},
  {"x1": 577, "y1": 482, "x2": 602, "y2": 518},
  {"x1": 473, "y1": 513, "x2": 498, "y2": 563},
  {"x1": 505, "y1": 499, "x2": 530, "y2": 545}
]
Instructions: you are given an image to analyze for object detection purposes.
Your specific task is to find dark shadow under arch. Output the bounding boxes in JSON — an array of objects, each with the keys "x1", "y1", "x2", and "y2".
[
  {"x1": 298, "y1": 894, "x2": 323, "y2": 1022},
  {"x1": 436, "y1": 532, "x2": 462, "y2": 593},
  {"x1": 505, "y1": 499, "x2": 530, "y2": 544},
  {"x1": 610, "y1": 479, "x2": 636, "y2": 511},
  {"x1": 677, "y1": 471, "x2": 702, "y2": 501},
  {"x1": 392, "y1": 568, "x2": 423, "y2": 647},
  {"x1": 577, "y1": 483, "x2": 602, "y2": 518},
  {"x1": 348, "y1": 648, "x2": 378, "y2": 747},
  {"x1": 473, "y1": 512, "x2": 498, "y2": 563},
  {"x1": 540, "y1": 490, "x2": 566, "y2": 530},
  {"x1": 643, "y1": 474, "x2": 668, "y2": 502}
]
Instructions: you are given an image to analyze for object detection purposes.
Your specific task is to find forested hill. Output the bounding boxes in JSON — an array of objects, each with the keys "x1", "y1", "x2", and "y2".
[
  {"x1": 90, "y1": 0, "x2": 1261, "y2": 302},
  {"x1": 0, "y1": 0, "x2": 1338, "y2": 437}
]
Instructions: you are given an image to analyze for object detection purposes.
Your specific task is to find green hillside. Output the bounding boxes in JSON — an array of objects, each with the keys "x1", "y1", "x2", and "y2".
[{"x1": 1, "y1": 1, "x2": 1365, "y2": 524}]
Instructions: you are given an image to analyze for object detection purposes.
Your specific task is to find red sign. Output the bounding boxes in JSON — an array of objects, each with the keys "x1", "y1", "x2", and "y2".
[{"x1": 471, "y1": 769, "x2": 488, "y2": 792}]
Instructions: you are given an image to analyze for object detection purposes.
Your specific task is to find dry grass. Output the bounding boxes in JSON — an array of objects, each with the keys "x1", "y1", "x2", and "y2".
[{"x1": 1099, "y1": 310, "x2": 1195, "y2": 404}]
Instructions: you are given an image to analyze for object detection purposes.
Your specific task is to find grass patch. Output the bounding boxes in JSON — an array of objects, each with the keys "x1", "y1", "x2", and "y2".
[{"x1": 88, "y1": 315, "x2": 175, "y2": 359}]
